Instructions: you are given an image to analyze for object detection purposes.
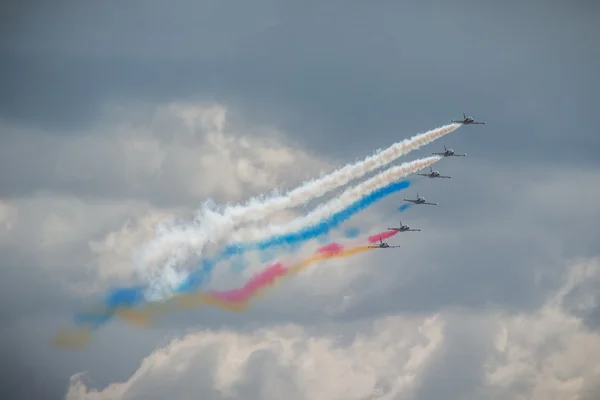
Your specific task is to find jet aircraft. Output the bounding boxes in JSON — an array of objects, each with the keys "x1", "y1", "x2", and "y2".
[
  {"x1": 433, "y1": 145, "x2": 466, "y2": 157},
  {"x1": 368, "y1": 238, "x2": 401, "y2": 249},
  {"x1": 451, "y1": 113, "x2": 485, "y2": 125},
  {"x1": 418, "y1": 167, "x2": 451, "y2": 179},
  {"x1": 403, "y1": 193, "x2": 437, "y2": 206},
  {"x1": 387, "y1": 220, "x2": 421, "y2": 232}
]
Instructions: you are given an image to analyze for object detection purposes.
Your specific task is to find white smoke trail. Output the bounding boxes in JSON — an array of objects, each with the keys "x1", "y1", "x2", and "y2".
[
  {"x1": 230, "y1": 156, "x2": 442, "y2": 242},
  {"x1": 222, "y1": 123, "x2": 459, "y2": 224},
  {"x1": 136, "y1": 123, "x2": 459, "y2": 270},
  {"x1": 143, "y1": 156, "x2": 441, "y2": 299}
]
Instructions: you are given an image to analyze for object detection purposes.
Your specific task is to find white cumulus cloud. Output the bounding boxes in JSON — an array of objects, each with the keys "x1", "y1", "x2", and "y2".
[{"x1": 64, "y1": 258, "x2": 600, "y2": 400}]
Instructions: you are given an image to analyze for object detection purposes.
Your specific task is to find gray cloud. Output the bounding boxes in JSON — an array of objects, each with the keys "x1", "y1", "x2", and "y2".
[
  {"x1": 0, "y1": 104, "x2": 330, "y2": 206},
  {"x1": 62, "y1": 277, "x2": 600, "y2": 399},
  {"x1": 2, "y1": 1, "x2": 600, "y2": 399},
  {"x1": 3, "y1": 1, "x2": 599, "y2": 164}
]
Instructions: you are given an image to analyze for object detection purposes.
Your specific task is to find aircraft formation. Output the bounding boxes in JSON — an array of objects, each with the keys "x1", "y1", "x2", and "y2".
[{"x1": 371, "y1": 114, "x2": 484, "y2": 249}]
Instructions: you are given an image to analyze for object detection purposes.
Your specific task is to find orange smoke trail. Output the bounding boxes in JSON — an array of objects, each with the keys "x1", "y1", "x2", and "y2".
[
  {"x1": 56, "y1": 244, "x2": 374, "y2": 349},
  {"x1": 120, "y1": 244, "x2": 374, "y2": 324}
]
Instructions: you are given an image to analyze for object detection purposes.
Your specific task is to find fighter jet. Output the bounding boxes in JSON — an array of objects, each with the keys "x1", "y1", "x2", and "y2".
[
  {"x1": 368, "y1": 238, "x2": 401, "y2": 249},
  {"x1": 433, "y1": 145, "x2": 466, "y2": 157},
  {"x1": 418, "y1": 167, "x2": 451, "y2": 179},
  {"x1": 404, "y1": 192, "x2": 437, "y2": 206},
  {"x1": 387, "y1": 220, "x2": 421, "y2": 232},
  {"x1": 451, "y1": 113, "x2": 485, "y2": 125}
]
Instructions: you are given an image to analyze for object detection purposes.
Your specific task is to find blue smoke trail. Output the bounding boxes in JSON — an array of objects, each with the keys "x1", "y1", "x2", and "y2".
[
  {"x1": 398, "y1": 203, "x2": 412, "y2": 212},
  {"x1": 79, "y1": 179, "x2": 412, "y2": 328},
  {"x1": 175, "y1": 179, "x2": 411, "y2": 293},
  {"x1": 73, "y1": 286, "x2": 145, "y2": 329}
]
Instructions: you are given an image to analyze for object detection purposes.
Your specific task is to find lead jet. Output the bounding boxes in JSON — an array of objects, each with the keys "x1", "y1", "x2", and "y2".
[
  {"x1": 451, "y1": 113, "x2": 485, "y2": 125},
  {"x1": 368, "y1": 238, "x2": 401, "y2": 249},
  {"x1": 404, "y1": 192, "x2": 437, "y2": 206},
  {"x1": 387, "y1": 220, "x2": 421, "y2": 232},
  {"x1": 418, "y1": 167, "x2": 451, "y2": 179},
  {"x1": 433, "y1": 145, "x2": 466, "y2": 157}
]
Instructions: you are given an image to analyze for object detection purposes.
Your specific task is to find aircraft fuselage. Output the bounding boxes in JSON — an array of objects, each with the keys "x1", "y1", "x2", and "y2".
[{"x1": 450, "y1": 114, "x2": 485, "y2": 125}]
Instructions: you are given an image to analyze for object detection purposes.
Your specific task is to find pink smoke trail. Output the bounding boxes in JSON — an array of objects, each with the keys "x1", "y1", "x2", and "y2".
[
  {"x1": 210, "y1": 263, "x2": 287, "y2": 302},
  {"x1": 317, "y1": 242, "x2": 345, "y2": 254},
  {"x1": 207, "y1": 232, "x2": 383, "y2": 304},
  {"x1": 368, "y1": 230, "x2": 398, "y2": 243}
]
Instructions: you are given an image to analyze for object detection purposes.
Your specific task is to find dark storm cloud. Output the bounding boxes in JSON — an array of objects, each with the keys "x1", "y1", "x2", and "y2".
[
  {"x1": 2, "y1": 1, "x2": 600, "y2": 399},
  {"x1": 2, "y1": 0, "x2": 599, "y2": 166},
  {"x1": 1, "y1": 0, "x2": 280, "y2": 129},
  {"x1": 0, "y1": 349, "x2": 68, "y2": 400},
  {"x1": 0, "y1": 257, "x2": 74, "y2": 323},
  {"x1": 2, "y1": 0, "x2": 599, "y2": 206}
]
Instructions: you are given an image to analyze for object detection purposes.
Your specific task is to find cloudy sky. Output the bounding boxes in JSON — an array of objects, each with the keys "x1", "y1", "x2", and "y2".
[{"x1": 2, "y1": 0, "x2": 600, "y2": 399}]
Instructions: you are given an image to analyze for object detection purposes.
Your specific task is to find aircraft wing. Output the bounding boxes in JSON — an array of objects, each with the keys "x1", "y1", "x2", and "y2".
[
  {"x1": 438, "y1": 176, "x2": 451, "y2": 179},
  {"x1": 388, "y1": 245, "x2": 401, "y2": 248},
  {"x1": 454, "y1": 154, "x2": 467, "y2": 156},
  {"x1": 417, "y1": 173, "x2": 429, "y2": 177},
  {"x1": 432, "y1": 152, "x2": 445, "y2": 155},
  {"x1": 407, "y1": 229, "x2": 421, "y2": 231},
  {"x1": 450, "y1": 120, "x2": 463, "y2": 123},
  {"x1": 368, "y1": 245, "x2": 380, "y2": 248},
  {"x1": 423, "y1": 202, "x2": 437, "y2": 205},
  {"x1": 403, "y1": 199, "x2": 417, "y2": 203},
  {"x1": 471, "y1": 122, "x2": 485, "y2": 124}
]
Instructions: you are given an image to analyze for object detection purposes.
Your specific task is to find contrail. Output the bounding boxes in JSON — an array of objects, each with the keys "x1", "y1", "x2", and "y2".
[
  {"x1": 136, "y1": 123, "x2": 460, "y2": 270},
  {"x1": 229, "y1": 156, "x2": 441, "y2": 243},
  {"x1": 168, "y1": 157, "x2": 440, "y2": 295},
  {"x1": 55, "y1": 232, "x2": 391, "y2": 348},
  {"x1": 124, "y1": 244, "x2": 374, "y2": 329},
  {"x1": 55, "y1": 244, "x2": 375, "y2": 348},
  {"x1": 221, "y1": 123, "x2": 460, "y2": 225}
]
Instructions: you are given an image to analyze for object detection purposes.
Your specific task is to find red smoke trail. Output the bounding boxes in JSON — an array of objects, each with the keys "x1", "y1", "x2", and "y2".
[
  {"x1": 368, "y1": 230, "x2": 398, "y2": 243},
  {"x1": 210, "y1": 263, "x2": 287, "y2": 303},
  {"x1": 55, "y1": 232, "x2": 386, "y2": 349},
  {"x1": 316, "y1": 242, "x2": 345, "y2": 254}
]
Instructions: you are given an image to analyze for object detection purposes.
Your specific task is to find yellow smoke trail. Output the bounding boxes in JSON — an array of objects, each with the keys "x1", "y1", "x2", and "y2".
[
  {"x1": 123, "y1": 244, "x2": 374, "y2": 322},
  {"x1": 55, "y1": 245, "x2": 373, "y2": 349}
]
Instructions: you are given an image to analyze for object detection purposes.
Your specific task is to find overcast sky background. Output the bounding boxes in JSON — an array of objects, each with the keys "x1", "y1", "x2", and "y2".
[{"x1": 2, "y1": 1, "x2": 600, "y2": 399}]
